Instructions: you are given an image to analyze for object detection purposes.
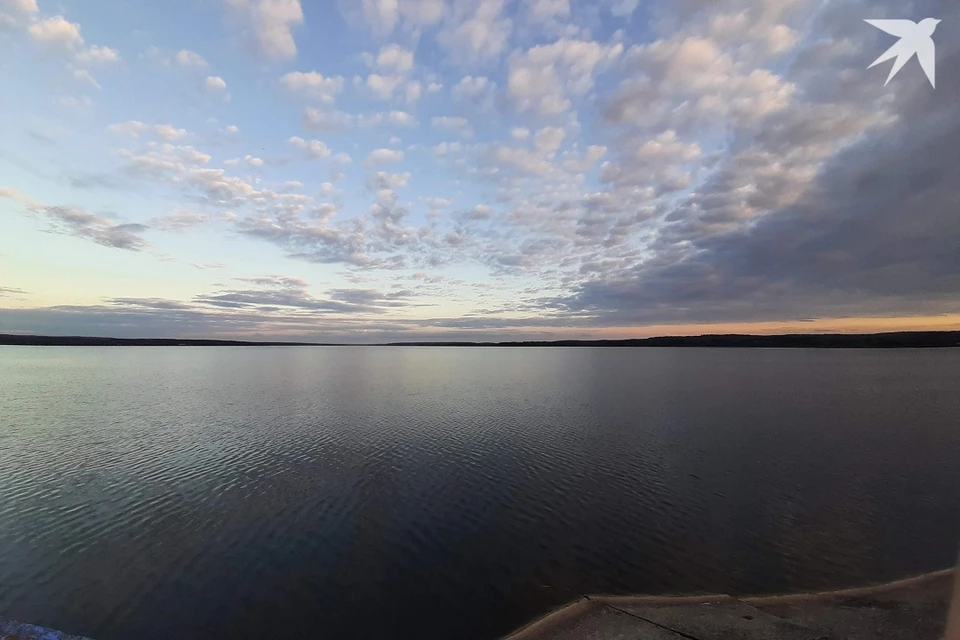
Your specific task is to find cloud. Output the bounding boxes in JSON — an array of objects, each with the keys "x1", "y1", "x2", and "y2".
[
  {"x1": 431, "y1": 116, "x2": 472, "y2": 137},
  {"x1": 359, "y1": 0, "x2": 399, "y2": 35},
  {"x1": 398, "y1": 0, "x2": 444, "y2": 26},
  {"x1": 75, "y1": 45, "x2": 121, "y2": 64},
  {"x1": 58, "y1": 95, "x2": 93, "y2": 110},
  {"x1": 404, "y1": 80, "x2": 421, "y2": 102},
  {"x1": 363, "y1": 148, "x2": 404, "y2": 167},
  {"x1": 205, "y1": 75, "x2": 228, "y2": 94},
  {"x1": 1, "y1": 188, "x2": 150, "y2": 251},
  {"x1": 366, "y1": 171, "x2": 411, "y2": 190},
  {"x1": 28, "y1": 15, "x2": 82, "y2": 49},
  {"x1": 366, "y1": 73, "x2": 405, "y2": 99},
  {"x1": 149, "y1": 210, "x2": 209, "y2": 232},
  {"x1": 602, "y1": 0, "x2": 638, "y2": 18},
  {"x1": 108, "y1": 121, "x2": 188, "y2": 140},
  {"x1": 437, "y1": 0, "x2": 511, "y2": 65},
  {"x1": 280, "y1": 71, "x2": 344, "y2": 103},
  {"x1": 388, "y1": 110, "x2": 417, "y2": 126},
  {"x1": 376, "y1": 43, "x2": 414, "y2": 73},
  {"x1": 288, "y1": 136, "x2": 331, "y2": 159},
  {"x1": 507, "y1": 37, "x2": 623, "y2": 117},
  {"x1": 461, "y1": 204, "x2": 492, "y2": 220},
  {"x1": 4, "y1": 0, "x2": 38, "y2": 15},
  {"x1": 525, "y1": 0, "x2": 569, "y2": 23},
  {"x1": 452, "y1": 75, "x2": 492, "y2": 100},
  {"x1": 0, "y1": 286, "x2": 27, "y2": 297},
  {"x1": 303, "y1": 107, "x2": 352, "y2": 131},
  {"x1": 174, "y1": 49, "x2": 208, "y2": 67},
  {"x1": 361, "y1": 44, "x2": 416, "y2": 100},
  {"x1": 224, "y1": 0, "x2": 304, "y2": 61},
  {"x1": 73, "y1": 69, "x2": 100, "y2": 89}
]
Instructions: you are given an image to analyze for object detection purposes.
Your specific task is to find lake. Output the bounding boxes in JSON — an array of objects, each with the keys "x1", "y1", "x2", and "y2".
[{"x1": 1, "y1": 346, "x2": 958, "y2": 639}]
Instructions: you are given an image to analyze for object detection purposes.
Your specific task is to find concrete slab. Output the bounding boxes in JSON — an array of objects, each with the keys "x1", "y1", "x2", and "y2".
[
  {"x1": 503, "y1": 569, "x2": 955, "y2": 640},
  {"x1": 504, "y1": 600, "x2": 688, "y2": 640},
  {"x1": 609, "y1": 599, "x2": 833, "y2": 640},
  {"x1": 751, "y1": 572, "x2": 954, "y2": 640}
]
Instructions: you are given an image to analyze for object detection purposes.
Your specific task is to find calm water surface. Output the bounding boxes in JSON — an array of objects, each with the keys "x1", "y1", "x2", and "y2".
[{"x1": 1, "y1": 347, "x2": 958, "y2": 639}]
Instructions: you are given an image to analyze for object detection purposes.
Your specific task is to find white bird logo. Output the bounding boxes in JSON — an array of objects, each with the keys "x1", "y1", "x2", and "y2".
[{"x1": 865, "y1": 18, "x2": 940, "y2": 88}]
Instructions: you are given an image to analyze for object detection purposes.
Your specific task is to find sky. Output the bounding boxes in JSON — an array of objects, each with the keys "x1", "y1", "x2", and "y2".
[{"x1": 1, "y1": 0, "x2": 958, "y2": 342}]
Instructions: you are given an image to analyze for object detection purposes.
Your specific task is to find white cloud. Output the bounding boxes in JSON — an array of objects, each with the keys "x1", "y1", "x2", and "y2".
[
  {"x1": 635, "y1": 130, "x2": 700, "y2": 162},
  {"x1": 533, "y1": 125, "x2": 565, "y2": 153},
  {"x1": 375, "y1": 43, "x2": 414, "y2": 73},
  {"x1": 175, "y1": 49, "x2": 208, "y2": 67},
  {"x1": 425, "y1": 196, "x2": 452, "y2": 208},
  {"x1": 73, "y1": 69, "x2": 100, "y2": 90},
  {"x1": 404, "y1": 80, "x2": 421, "y2": 102},
  {"x1": 4, "y1": 0, "x2": 38, "y2": 15},
  {"x1": 224, "y1": 0, "x2": 304, "y2": 61},
  {"x1": 107, "y1": 121, "x2": 188, "y2": 140},
  {"x1": 360, "y1": 0, "x2": 399, "y2": 35},
  {"x1": 280, "y1": 71, "x2": 345, "y2": 103},
  {"x1": 464, "y1": 204, "x2": 492, "y2": 219},
  {"x1": 510, "y1": 127, "x2": 530, "y2": 140},
  {"x1": 452, "y1": 75, "x2": 491, "y2": 100},
  {"x1": 526, "y1": 0, "x2": 569, "y2": 22},
  {"x1": 606, "y1": 33, "x2": 796, "y2": 132},
  {"x1": 75, "y1": 45, "x2": 121, "y2": 64},
  {"x1": 150, "y1": 209, "x2": 209, "y2": 232},
  {"x1": 366, "y1": 171, "x2": 411, "y2": 189},
  {"x1": 431, "y1": 116, "x2": 472, "y2": 137},
  {"x1": 361, "y1": 44, "x2": 415, "y2": 100},
  {"x1": 398, "y1": 0, "x2": 444, "y2": 26},
  {"x1": 224, "y1": 125, "x2": 240, "y2": 134},
  {"x1": 363, "y1": 148, "x2": 404, "y2": 167},
  {"x1": 303, "y1": 108, "x2": 352, "y2": 131},
  {"x1": 205, "y1": 75, "x2": 228, "y2": 94},
  {"x1": 426, "y1": 81, "x2": 443, "y2": 93},
  {"x1": 437, "y1": 0, "x2": 512, "y2": 64},
  {"x1": 366, "y1": 73, "x2": 405, "y2": 99},
  {"x1": 432, "y1": 141, "x2": 461, "y2": 156},
  {"x1": 245, "y1": 154, "x2": 264, "y2": 167},
  {"x1": 562, "y1": 145, "x2": 607, "y2": 171},
  {"x1": 388, "y1": 110, "x2": 417, "y2": 126},
  {"x1": 508, "y1": 37, "x2": 623, "y2": 117},
  {"x1": 288, "y1": 136, "x2": 331, "y2": 159},
  {"x1": 602, "y1": 0, "x2": 638, "y2": 18},
  {"x1": 29, "y1": 15, "x2": 83, "y2": 49},
  {"x1": 175, "y1": 145, "x2": 213, "y2": 165}
]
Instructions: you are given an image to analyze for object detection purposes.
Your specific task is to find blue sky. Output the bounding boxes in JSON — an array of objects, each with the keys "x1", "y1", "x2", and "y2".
[{"x1": 2, "y1": 0, "x2": 959, "y2": 341}]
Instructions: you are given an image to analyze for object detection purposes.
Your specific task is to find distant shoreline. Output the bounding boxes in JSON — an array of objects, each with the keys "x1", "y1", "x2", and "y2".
[{"x1": 2, "y1": 331, "x2": 960, "y2": 348}]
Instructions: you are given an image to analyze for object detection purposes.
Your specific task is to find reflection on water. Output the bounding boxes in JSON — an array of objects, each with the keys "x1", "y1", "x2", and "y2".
[{"x1": 1, "y1": 347, "x2": 958, "y2": 640}]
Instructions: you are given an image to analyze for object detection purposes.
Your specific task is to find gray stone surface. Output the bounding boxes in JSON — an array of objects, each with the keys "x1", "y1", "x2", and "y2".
[
  {"x1": 504, "y1": 570, "x2": 954, "y2": 640},
  {"x1": 507, "y1": 601, "x2": 688, "y2": 640},
  {"x1": 612, "y1": 599, "x2": 833, "y2": 639}
]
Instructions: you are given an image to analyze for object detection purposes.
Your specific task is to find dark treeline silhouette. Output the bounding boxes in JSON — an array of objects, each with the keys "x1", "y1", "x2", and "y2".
[{"x1": 2, "y1": 331, "x2": 960, "y2": 348}]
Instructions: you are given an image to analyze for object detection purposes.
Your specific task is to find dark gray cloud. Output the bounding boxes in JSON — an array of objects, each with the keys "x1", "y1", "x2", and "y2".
[
  {"x1": 42, "y1": 206, "x2": 149, "y2": 250},
  {"x1": 543, "y1": 0, "x2": 960, "y2": 325}
]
